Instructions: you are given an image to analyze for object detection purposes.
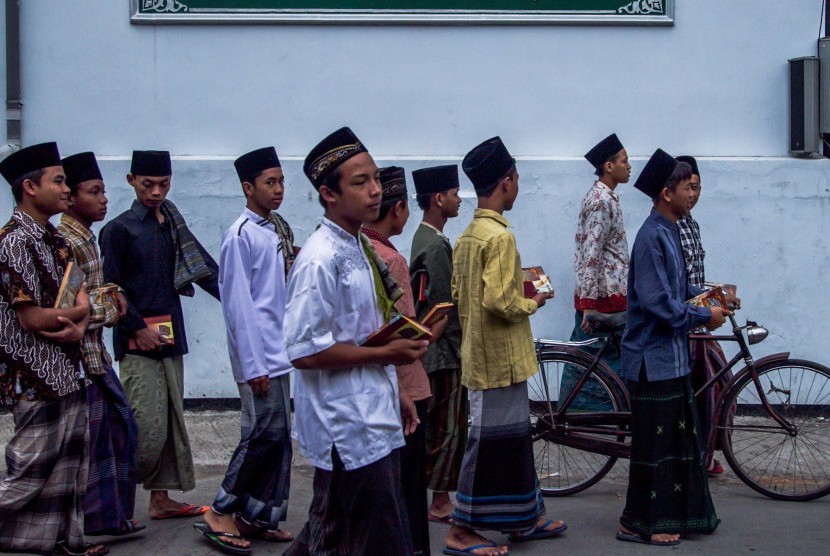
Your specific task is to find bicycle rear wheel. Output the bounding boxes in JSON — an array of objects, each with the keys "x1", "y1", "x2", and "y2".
[
  {"x1": 529, "y1": 349, "x2": 628, "y2": 496},
  {"x1": 720, "y1": 359, "x2": 830, "y2": 501}
]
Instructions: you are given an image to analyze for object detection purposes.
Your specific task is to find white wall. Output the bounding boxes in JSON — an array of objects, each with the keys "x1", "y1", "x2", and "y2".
[{"x1": 1, "y1": 0, "x2": 828, "y2": 397}]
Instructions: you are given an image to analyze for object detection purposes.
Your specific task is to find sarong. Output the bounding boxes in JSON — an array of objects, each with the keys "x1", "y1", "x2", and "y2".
[
  {"x1": 689, "y1": 336, "x2": 731, "y2": 468},
  {"x1": 560, "y1": 310, "x2": 623, "y2": 412},
  {"x1": 620, "y1": 374, "x2": 720, "y2": 537},
  {"x1": 284, "y1": 448, "x2": 412, "y2": 556},
  {"x1": 84, "y1": 366, "x2": 139, "y2": 535},
  {"x1": 400, "y1": 399, "x2": 430, "y2": 556},
  {"x1": 119, "y1": 354, "x2": 195, "y2": 491},
  {"x1": 0, "y1": 389, "x2": 89, "y2": 555},
  {"x1": 425, "y1": 367, "x2": 468, "y2": 492},
  {"x1": 452, "y1": 381, "x2": 545, "y2": 534},
  {"x1": 212, "y1": 374, "x2": 292, "y2": 530}
]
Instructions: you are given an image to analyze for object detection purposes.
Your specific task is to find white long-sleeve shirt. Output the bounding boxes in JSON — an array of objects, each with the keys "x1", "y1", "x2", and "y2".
[{"x1": 219, "y1": 207, "x2": 294, "y2": 383}]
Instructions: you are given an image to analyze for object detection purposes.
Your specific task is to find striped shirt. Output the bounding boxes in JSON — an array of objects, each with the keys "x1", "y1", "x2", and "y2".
[{"x1": 57, "y1": 214, "x2": 118, "y2": 376}]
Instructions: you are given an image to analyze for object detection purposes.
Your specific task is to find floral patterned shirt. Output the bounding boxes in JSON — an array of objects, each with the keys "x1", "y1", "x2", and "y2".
[
  {"x1": 573, "y1": 181, "x2": 629, "y2": 313},
  {"x1": 0, "y1": 210, "x2": 83, "y2": 403}
]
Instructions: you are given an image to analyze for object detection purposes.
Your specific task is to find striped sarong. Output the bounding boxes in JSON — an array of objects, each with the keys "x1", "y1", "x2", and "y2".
[
  {"x1": 212, "y1": 374, "x2": 292, "y2": 530},
  {"x1": 425, "y1": 367, "x2": 468, "y2": 492},
  {"x1": 0, "y1": 389, "x2": 89, "y2": 555},
  {"x1": 620, "y1": 374, "x2": 720, "y2": 537},
  {"x1": 452, "y1": 381, "x2": 545, "y2": 534},
  {"x1": 84, "y1": 367, "x2": 138, "y2": 535}
]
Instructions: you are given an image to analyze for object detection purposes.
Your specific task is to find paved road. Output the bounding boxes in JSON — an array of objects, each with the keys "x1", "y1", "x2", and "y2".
[{"x1": 101, "y1": 463, "x2": 828, "y2": 556}]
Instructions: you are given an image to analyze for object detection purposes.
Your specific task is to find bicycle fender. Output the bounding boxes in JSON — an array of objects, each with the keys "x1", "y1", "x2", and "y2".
[{"x1": 723, "y1": 352, "x2": 791, "y2": 393}]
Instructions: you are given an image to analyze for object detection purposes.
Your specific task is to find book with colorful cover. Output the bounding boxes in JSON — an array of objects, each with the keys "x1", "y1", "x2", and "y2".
[
  {"x1": 688, "y1": 286, "x2": 728, "y2": 309},
  {"x1": 53, "y1": 261, "x2": 86, "y2": 309},
  {"x1": 522, "y1": 266, "x2": 554, "y2": 298},
  {"x1": 128, "y1": 315, "x2": 175, "y2": 350}
]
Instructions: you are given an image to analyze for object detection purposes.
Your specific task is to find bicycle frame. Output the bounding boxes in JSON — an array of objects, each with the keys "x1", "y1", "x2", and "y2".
[{"x1": 693, "y1": 315, "x2": 797, "y2": 436}]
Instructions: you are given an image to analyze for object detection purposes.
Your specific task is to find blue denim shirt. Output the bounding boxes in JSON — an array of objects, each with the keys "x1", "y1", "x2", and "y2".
[{"x1": 621, "y1": 209, "x2": 711, "y2": 382}]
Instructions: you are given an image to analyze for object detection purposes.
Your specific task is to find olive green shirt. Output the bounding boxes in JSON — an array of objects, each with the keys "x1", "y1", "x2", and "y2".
[
  {"x1": 451, "y1": 208, "x2": 539, "y2": 390},
  {"x1": 410, "y1": 222, "x2": 462, "y2": 373}
]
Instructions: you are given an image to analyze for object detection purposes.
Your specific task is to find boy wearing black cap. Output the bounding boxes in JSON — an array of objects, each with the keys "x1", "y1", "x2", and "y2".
[
  {"x1": 617, "y1": 150, "x2": 728, "y2": 547},
  {"x1": 363, "y1": 166, "x2": 443, "y2": 556},
  {"x1": 447, "y1": 137, "x2": 566, "y2": 556},
  {"x1": 100, "y1": 150, "x2": 219, "y2": 520},
  {"x1": 564, "y1": 133, "x2": 631, "y2": 410},
  {"x1": 194, "y1": 147, "x2": 295, "y2": 554},
  {"x1": 283, "y1": 128, "x2": 427, "y2": 556},
  {"x1": 58, "y1": 152, "x2": 142, "y2": 538},
  {"x1": 0, "y1": 143, "x2": 104, "y2": 556},
  {"x1": 409, "y1": 164, "x2": 466, "y2": 524}
]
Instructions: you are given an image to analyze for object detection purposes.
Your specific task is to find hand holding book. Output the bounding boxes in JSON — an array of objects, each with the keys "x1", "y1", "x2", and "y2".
[{"x1": 363, "y1": 302, "x2": 454, "y2": 347}]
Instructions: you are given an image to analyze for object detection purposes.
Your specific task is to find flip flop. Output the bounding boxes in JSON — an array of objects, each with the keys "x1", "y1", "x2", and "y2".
[
  {"x1": 428, "y1": 513, "x2": 454, "y2": 524},
  {"x1": 54, "y1": 540, "x2": 110, "y2": 556},
  {"x1": 616, "y1": 531, "x2": 681, "y2": 546},
  {"x1": 87, "y1": 520, "x2": 147, "y2": 537},
  {"x1": 507, "y1": 519, "x2": 568, "y2": 542},
  {"x1": 193, "y1": 522, "x2": 252, "y2": 555},
  {"x1": 151, "y1": 503, "x2": 209, "y2": 520},
  {"x1": 442, "y1": 542, "x2": 509, "y2": 555},
  {"x1": 252, "y1": 529, "x2": 294, "y2": 543}
]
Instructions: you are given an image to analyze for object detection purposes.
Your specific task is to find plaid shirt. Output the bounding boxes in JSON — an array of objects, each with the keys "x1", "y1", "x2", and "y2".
[
  {"x1": 677, "y1": 214, "x2": 705, "y2": 289},
  {"x1": 57, "y1": 214, "x2": 118, "y2": 376}
]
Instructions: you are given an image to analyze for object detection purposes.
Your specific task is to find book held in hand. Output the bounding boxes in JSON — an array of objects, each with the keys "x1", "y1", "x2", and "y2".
[
  {"x1": 688, "y1": 286, "x2": 728, "y2": 309},
  {"x1": 128, "y1": 315, "x2": 175, "y2": 350},
  {"x1": 522, "y1": 266, "x2": 554, "y2": 298},
  {"x1": 54, "y1": 261, "x2": 86, "y2": 309},
  {"x1": 362, "y1": 302, "x2": 455, "y2": 347}
]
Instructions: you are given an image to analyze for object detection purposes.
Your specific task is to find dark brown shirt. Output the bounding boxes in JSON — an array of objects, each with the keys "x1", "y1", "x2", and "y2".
[{"x1": 0, "y1": 210, "x2": 83, "y2": 403}]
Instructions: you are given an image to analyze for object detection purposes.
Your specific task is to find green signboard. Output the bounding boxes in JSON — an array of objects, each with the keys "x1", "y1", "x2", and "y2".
[{"x1": 131, "y1": 0, "x2": 674, "y2": 25}]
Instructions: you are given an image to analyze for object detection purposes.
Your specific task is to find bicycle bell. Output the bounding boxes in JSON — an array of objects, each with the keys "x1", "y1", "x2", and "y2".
[{"x1": 745, "y1": 321, "x2": 769, "y2": 345}]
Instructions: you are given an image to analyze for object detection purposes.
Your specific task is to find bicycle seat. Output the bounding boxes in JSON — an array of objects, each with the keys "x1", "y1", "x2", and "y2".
[{"x1": 585, "y1": 311, "x2": 627, "y2": 333}]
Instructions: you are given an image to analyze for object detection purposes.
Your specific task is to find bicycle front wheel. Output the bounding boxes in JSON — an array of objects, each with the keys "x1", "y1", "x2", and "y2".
[
  {"x1": 720, "y1": 359, "x2": 830, "y2": 501},
  {"x1": 529, "y1": 349, "x2": 627, "y2": 496}
]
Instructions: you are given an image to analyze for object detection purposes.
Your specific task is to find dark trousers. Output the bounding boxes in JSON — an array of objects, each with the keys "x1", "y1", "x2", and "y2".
[
  {"x1": 401, "y1": 399, "x2": 430, "y2": 556},
  {"x1": 285, "y1": 448, "x2": 413, "y2": 556}
]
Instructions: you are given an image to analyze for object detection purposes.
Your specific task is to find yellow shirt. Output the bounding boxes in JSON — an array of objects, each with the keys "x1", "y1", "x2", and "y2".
[{"x1": 452, "y1": 208, "x2": 539, "y2": 390}]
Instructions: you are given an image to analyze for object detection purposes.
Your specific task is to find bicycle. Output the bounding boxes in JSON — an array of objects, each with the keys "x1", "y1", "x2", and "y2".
[{"x1": 529, "y1": 310, "x2": 830, "y2": 501}]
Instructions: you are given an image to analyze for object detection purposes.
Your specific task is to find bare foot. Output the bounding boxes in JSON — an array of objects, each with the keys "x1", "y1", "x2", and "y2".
[
  {"x1": 619, "y1": 525, "x2": 680, "y2": 545},
  {"x1": 445, "y1": 525, "x2": 508, "y2": 555},
  {"x1": 430, "y1": 491, "x2": 454, "y2": 520},
  {"x1": 203, "y1": 509, "x2": 251, "y2": 550}
]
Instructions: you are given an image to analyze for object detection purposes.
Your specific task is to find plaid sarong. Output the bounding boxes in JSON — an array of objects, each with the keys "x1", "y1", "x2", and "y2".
[
  {"x1": 84, "y1": 367, "x2": 138, "y2": 535},
  {"x1": 212, "y1": 374, "x2": 292, "y2": 530},
  {"x1": 426, "y1": 367, "x2": 468, "y2": 492},
  {"x1": 161, "y1": 200, "x2": 218, "y2": 297},
  {"x1": 452, "y1": 381, "x2": 545, "y2": 534},
  {"x1": 0, "y1": 389, "x2": 89, "y2": 555}
]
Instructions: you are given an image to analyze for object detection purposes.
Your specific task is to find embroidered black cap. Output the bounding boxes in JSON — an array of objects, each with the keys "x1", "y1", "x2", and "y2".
[{"x1": 303, "y1": 127, "x2": 368, "y2": 189}]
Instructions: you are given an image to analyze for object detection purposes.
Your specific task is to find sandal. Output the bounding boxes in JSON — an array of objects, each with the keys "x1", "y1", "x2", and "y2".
[
  {"x1": 194, "y1": 522, "x2": 252, "y2": 555},
  {"x1": 54, "y1": 540, "x2": 109, "y2": 556},
  {"x1": 616, "y1": 531, "x2": 681, "y2": 546},
  {"x1": 507, "y1": 519, "x2": 568, "y2": 542},
  {"x1": 87, "y1": 520, "x2": 147, "y2": 537}
]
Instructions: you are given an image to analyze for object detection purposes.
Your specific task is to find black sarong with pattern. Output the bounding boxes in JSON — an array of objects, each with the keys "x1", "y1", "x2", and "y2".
[{"x1": 620, "y1": 374, "x2": 720, "y2": 537}]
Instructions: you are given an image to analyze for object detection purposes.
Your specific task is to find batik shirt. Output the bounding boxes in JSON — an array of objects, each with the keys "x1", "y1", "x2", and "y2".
[
  {"x1": 621, "y1": 209, "x2": 710, "y2": 382},
  {"x1": 57, "y1": 214, "x2": 118, "y2": 376},
  {"x1": 677, "y1": 214, "x2": 705, "y2": 290},
  {"x1": 0, "y1": 210, "x2": 82, "y2": 403},
  {"x1": 219, "y1": 208, "x2": 294, "y2": 383},
  {"x1": 574, "y1": 181, "x2": 629, "y2": 313},
  {"x1": 284, "y1": 218, "x2": 404, "y2": 471}
]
